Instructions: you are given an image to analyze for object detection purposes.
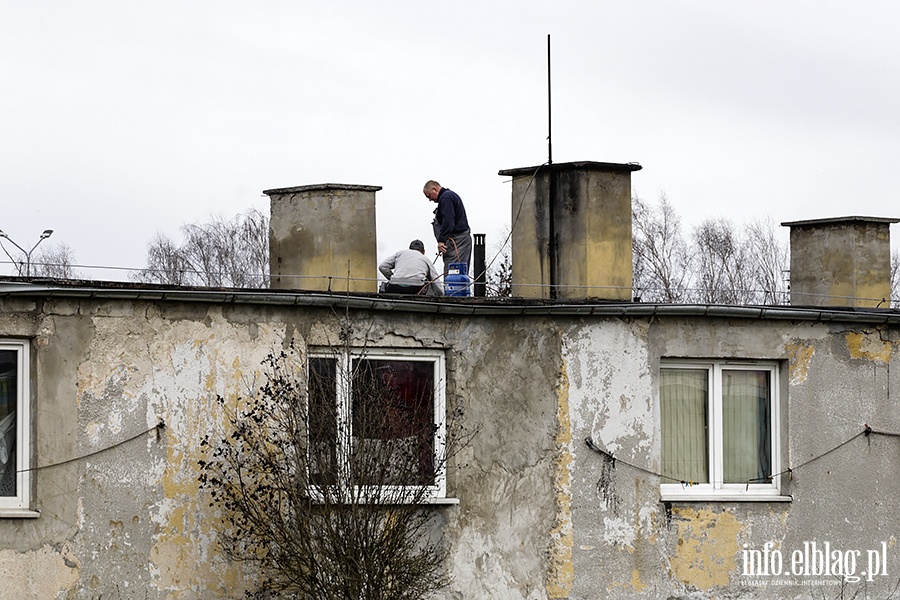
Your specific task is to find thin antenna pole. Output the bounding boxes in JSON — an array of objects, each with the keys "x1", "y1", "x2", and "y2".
[
  {"x1": 546, "y1": 34, "x2": 557, "y2": 298},
  {"x1": 547, "y1": 34, "x2": 552, "y2": 165}
]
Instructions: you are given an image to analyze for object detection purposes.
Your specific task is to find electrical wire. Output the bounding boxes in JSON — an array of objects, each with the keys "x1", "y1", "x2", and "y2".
[
  {"x1": 15, "y1": 421, "x2": 165, "y2": 474},
  {"x1": 479, "y1": 163, "x2": 547, "y2": 285},
  {"x1": 584, "y1": 425, "x2": 900, "y2": 488}
]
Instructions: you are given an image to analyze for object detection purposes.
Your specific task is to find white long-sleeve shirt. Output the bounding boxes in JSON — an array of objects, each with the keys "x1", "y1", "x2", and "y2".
[{"x1": 378, "y1": 249, "x2": 444, "y2": 296}]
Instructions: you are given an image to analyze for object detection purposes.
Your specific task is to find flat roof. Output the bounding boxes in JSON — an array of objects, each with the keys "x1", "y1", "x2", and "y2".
[
  {"x1": 781, "y1": 216, "x2": 900, "y2": 227},
  {"x1": 498, "y1": 161, "x2": 642, "y2": 177},
  {"x1": 1, "y1": 278, "x2": 898, "y2": 325},
  {"x1": 263, "y1": 183, "x2": 382, "y2": 195}
]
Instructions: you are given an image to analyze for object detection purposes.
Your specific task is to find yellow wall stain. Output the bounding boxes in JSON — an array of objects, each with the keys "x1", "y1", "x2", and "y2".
[
  {"x1": 150, "y1": 335, "x2": 261, "y2": 596},
  {"x1": 668, "y1": 506, "x2": 741, "y2": 590},
  {"x1": 785, "y1": 342, "x2": 815, "y2": 385},
  {"x1": 631, "y1": 568, "x2": 648, "y2": 592},
  {"x1": 846, "y1": 331, "x2": 892, "y2": 363},
  {"x1": 153, "y1": 389, "x2": 252, "y2": 595},
  {"x1": 546, "y1": 359, "x2": 575, "y2": 598}
]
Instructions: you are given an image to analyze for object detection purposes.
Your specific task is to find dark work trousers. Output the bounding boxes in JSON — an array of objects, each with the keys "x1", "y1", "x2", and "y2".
[
  {"x1": 439, "y1": 229, "x2": 472, "y2": 276},
  {"x1": 383, "y1": 283, "x2": 424, "y2": 295}
]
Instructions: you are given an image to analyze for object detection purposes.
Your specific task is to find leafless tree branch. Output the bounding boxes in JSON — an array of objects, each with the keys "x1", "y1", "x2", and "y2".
[
  {"x1": 134, "y1": 209, "x2": 269, "y2": 288},
  {"x1": 199, "y1": 332, "x2": 465, "y2": 598},
  {"x1": 30, "y1": 243, "x2": 80, "y2": 279}
]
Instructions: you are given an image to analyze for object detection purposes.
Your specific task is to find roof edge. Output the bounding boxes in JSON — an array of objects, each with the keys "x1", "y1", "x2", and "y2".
[
  {"x1": 1, "y1": 281, "x2": 897, "y2": 325},
  {"x1": 263, "y1": 183, "x2": 383, "y2": 195},
  {"x1": 781, "y1": 216, "x2": 900, "y2": 227},
  {"x1": 499, "y1": 161, "x2": 642, "y2": 177}
]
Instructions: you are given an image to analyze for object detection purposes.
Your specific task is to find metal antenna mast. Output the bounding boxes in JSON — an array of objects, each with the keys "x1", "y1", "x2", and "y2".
[
  {"x1": 547, "y1": 34, "x2": 552, "y2": 165},
  {"x1": 546, "y1": 34, "x2": 558, "y2": 298}
]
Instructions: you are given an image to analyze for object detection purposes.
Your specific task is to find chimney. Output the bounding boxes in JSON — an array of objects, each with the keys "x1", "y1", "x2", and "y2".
[
  {"x1": 498, "y1": 161, "x2": 641, "y2": 300},
  {"x1": 264, "y1": 183, "x2": 381, "y2": 292},
  {"x1": 781, "y1": 216, "x2": 899, "y2": 308}
]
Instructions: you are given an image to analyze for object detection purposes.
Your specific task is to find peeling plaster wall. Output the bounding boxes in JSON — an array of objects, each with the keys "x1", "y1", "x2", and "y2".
[
  {"x1": 352, "y1": 315, "x2": 562, "y2": 599},
  {"x1": 562, "y1": 318, "x2": 662, "y2": 597},
  {"x1": 563, "y1": 317, "x2": 900, "y2": 599},
  {"x1": 0, "y1": 298, "x2": 563, "y2": 599},
  {"x1": 74, "y1": 302, "x2": 285, "y2": 596},
  {"x1": 0, "y1": 295, "x2": 898, "y2": 599}
]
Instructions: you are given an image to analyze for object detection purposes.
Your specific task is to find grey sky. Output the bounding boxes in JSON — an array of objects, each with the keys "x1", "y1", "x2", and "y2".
[{"x1": 2, "y1": 1, "x2": 899, "y2": 279}]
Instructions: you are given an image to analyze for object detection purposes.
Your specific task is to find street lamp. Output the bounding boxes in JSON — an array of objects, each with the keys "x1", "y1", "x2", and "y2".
[{"x1": 0, "y1": 229, "x2": 54, "y2": 277}]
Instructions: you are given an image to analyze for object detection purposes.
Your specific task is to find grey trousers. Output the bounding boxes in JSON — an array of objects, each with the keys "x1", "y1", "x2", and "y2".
[{"x1": 440, "y1": 229, "x2": 472, "y2": 275}]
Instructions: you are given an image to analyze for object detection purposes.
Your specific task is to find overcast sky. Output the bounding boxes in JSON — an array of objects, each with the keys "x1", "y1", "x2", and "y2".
[{"x1": 2, "y1": 1, "x2": 899, "y2": 280}]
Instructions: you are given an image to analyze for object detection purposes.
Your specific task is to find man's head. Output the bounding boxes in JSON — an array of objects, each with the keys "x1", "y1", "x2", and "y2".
[
  {"x1": 409, "y1": 239, "x2": 425, "y2": 254},
  {"x1": 423, "y1": 180, "x2": 441, "y2": 202}
]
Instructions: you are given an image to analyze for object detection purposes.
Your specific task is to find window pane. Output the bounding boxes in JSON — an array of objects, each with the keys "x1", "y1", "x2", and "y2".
[
  {"x1": 351, "y1": 359, "x2": 435, "y2": 486},
  {"x1": 308, "y1": 357, "x2": 338, "y2": 485},
  {"x1": 722, "y1": 370, "x2": 771, "y2": 483},
  {"x1": 0, "y1": 350, "x2": 17, "y2": 497},
  {"x1": 660, "y1": 368, "x2": 708, "y2": 483}
]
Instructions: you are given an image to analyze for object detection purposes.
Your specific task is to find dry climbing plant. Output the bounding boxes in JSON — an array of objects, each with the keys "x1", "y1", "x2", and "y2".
[{"x1": 199, "y1": 331, "x2": 467, "y2": 599}]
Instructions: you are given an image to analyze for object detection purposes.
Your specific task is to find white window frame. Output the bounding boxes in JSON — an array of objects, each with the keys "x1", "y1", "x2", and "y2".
[
  {"x1": 659, "y1": 359, "x2": 786, "y2": 502},
  {"x1": 308, "y1": 347, "x2": 448, "y2": 502},
  {"x1": 0, "y1": 340, "x2": 32, "y2": 515}
]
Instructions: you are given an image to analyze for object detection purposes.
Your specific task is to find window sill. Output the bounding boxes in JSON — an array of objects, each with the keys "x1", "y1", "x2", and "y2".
[
  {"x1": 0, "y1": 509, "x2": 41, "y2": 519},
  {"x1": 422, "y1": 497, "x2": 460, "y2": 505},
  {"x1": 307, "y1": 492, "x2": 459, "y2": 506},
  {"x1": 661, "y1": 494, "x2": 792, "y2": 503}
]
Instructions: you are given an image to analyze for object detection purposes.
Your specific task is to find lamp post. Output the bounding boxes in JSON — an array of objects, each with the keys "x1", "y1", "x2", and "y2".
[{"x1": 0, "y1": 229, "x2": 53, "y2": 277}]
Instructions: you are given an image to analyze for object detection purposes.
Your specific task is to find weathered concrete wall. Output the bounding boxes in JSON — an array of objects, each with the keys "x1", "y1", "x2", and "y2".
[
  {"x1": 564, "y1": 317, "x2": 900, "y2": 598},
  {"x1": 785, "y1": 217, "x2": 898, "y2": 307},
  {"x1": 350, "y1": 314, "x2": 562, "y2": 599},
  {"x1": 0, "y1": 294, "x2": 898, "y2": 598},
  {"x1": 266, "y1": 183, "x2": 381, "y2": 293},
  {"x1": 501, "y1": 162, "x2": 638, "y2": 301},
  {"x1": 0, "y1": 298, "x2": 292, "y2": 597},
  {"x1": 0, "y1": 296, "x2": 561, "y2": 598}
]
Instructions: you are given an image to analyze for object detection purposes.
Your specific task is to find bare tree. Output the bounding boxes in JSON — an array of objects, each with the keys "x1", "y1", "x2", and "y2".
[
  {"x1": 487, "y1": 252, "x2": 512, "y2": 297},
  {"x1": 198, "y1": 335, "x2": 462, "y2": 598},
  {"x1": 485, "y1": 227, "x2": 513, "y2": 297},
  {"x1": 134, "y1": 208, "x2": 269, "y2": 288},
  {"x1": 18, "y1": 243, "x2": 80, "y2": 279},
  {"x1": 891, "y1": 249, "x2": 899, "y2": 309},
  {"x1": 692, "y1": 218, "x2": 755, "y2": 304},
  {"x1": 632, "y1": 194, "x2": 692, "y2": 302},
  {"x1": 746, "y1": 218, "x2": 789, "y2": 305},
  {"x1": 0, "y1": 238, "x2": 73, "y2": 278},
  {"x1": 141, "y1": 233, "x2": 191, "y2": 286},
  {"x1": 633, "y1": 195, "x2": 789, "y2": 305}
]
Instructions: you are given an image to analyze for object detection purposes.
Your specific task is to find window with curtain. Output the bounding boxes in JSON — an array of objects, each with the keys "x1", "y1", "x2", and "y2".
[{"x1": 659, "y1": 360, "x2": 781, "y2": 500}]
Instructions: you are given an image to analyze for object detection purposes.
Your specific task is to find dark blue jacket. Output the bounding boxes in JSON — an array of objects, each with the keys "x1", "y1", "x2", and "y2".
[{"x1": 433, "y1": 188, "x2": 469, "y2": 243}]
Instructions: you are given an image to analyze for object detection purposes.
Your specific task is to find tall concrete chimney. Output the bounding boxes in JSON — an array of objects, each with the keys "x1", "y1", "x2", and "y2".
[
  {"x1": 498, "y1": 161, "x2": 640, "y2": 300},
  {"x1": 264, "y1": 183, "x2": 381, "y2": 293},
  {"x1": 781, "y1": 216, "x2": 898, "y2": 308}
]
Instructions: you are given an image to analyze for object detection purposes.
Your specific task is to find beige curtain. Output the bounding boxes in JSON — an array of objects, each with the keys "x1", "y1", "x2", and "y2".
[
  {"x1": 722, "y1": 370, "x2": 770, "y2": 483},
  {"x1": 660, "y1": 369, "x2": 708, "y2": 483}
]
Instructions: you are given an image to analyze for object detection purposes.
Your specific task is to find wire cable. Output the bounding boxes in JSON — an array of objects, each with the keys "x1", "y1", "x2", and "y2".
[
  {"x1": 584, "y1": 425, "x2": 899, "y2": 488},
  {"x1": 479, "y1": 163, "x2": 548, "y2": 288},
  {"x1": 15, "y1": 420, "x2": 165, "y2": 474}
]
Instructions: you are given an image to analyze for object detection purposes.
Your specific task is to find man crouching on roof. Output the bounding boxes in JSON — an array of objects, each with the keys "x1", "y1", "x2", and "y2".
[{"x1": 378, "y1": 239, "x2": 444, "y2": 296}]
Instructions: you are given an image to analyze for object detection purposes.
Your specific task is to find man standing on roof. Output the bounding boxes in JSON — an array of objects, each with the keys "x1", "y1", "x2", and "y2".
[
  {"x1": 378, "y1": 239, "x2": 444, "y2": 296},
  {"x1": 423, "y1": 180, "x2": 472, "y2": 275}
]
